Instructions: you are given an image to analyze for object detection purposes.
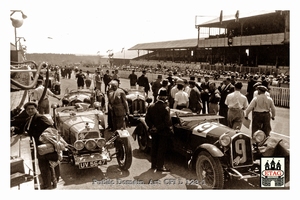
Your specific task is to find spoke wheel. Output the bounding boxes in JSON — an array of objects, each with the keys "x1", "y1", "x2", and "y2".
[
  {"x1": 196, "y1": 151, "x2": 224, "y2": 189},
  {"x1": 136, "y1": 123, "x2": 150, "y2": 153},
  {"x1": 115, "y1": 138, "x2": 132, "y2": 170}
]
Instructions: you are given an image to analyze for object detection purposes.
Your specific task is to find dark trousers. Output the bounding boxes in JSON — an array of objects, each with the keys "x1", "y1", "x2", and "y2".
[
  {"x1": 219, "y1": 104, "x2": 228, "y2": 126},
  {"x1": 151, "y1": 133, "x2": 168, "y2": 169},
  {"x1": 252, "y1": 112, "x2": 271, "y2": 137},
  {"x1": 38, "y1": 155, "x2": 60, "y2": 189}
]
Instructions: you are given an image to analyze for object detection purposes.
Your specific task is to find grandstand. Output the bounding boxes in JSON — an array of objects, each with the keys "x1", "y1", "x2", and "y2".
[{"x1": 128, "y1": 10, "x2": 289, "y2": 74}]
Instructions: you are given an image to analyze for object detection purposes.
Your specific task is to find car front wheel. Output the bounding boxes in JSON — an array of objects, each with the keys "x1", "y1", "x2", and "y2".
[
  {"x1": 136, "y1": 123, "x2": 150, "y2": 153},
  {"x1": 195, "y1": 151, "x2": 224, "y2": 189},
  {"x1": 115, "y1": 137, "x2": 132, "y2": 170}
]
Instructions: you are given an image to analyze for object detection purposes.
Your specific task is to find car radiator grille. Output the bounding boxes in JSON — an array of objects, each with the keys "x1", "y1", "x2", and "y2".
[
  {"x1": 131, "y1": 99, "x2": 145, "y2": 114},
  {"x1": 230, "y1": 133, "x2": 254, "y2": 168}
]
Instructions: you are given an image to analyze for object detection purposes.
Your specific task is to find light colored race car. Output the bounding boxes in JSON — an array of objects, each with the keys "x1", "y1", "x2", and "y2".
[{"x1": 51, "y1": 101, "x2": 132, "y2": 170}]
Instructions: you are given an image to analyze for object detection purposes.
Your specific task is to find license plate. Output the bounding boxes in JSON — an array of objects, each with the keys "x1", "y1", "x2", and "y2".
[{"x1": 79, "y1": 160, "x2": 105, "y2": 169}]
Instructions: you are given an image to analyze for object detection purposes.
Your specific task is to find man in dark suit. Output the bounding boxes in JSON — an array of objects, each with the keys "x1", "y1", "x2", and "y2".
[
  {"x1": 188, "y1": 80, "x2": 202, "y2": 114},
  {"x1": 200, "y1": 75, "x2": 210, "y2": 114},
  {"x1": 23, "y1": 101, "x2": 59, "y2": 189},
  {"x1": 219, "y1": 78, "x2": 235, "y2": 126},
  {"x1": 107, "y1": 80, "x2": 129, "y2": 131},
  {"x1": 246, "y1": 75, "x2": 257, "y2": 103},
  {"x1": 137, "y1": 70, "x2": 150, "y2": 96},
  {"x1": 145, "y1": 89, "x2": 173, "y2": 172}
]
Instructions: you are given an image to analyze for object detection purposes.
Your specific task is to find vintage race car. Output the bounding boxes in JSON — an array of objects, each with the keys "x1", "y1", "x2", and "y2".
[
  {"x1": 125, "y1": 87, "x2": 152, "y2": 126},
  {"x1": 132, "y1": 109, "x2": 290, "y2": 189},
  {"x1": 61, "y1": 88, "x2": 105, "y2": 110},
  {"x1": 51, "y1": 102, "x2": 132, "y2": 170}
]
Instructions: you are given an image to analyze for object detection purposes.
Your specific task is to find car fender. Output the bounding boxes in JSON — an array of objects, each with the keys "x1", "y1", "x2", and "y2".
[
  {"x1": 197, "y1": 143, "x2": 224, "y2": 157},
  {"x1": 132, "y1": 118, "x2": 149, "y2": 141}
]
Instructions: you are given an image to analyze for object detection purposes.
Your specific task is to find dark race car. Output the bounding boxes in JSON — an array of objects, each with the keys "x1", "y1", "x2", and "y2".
[
  {"x1": 51, "y1": 102, "x2": 132, "y2": 170},
  {"x1": 125, "y1": 87, "x2": 152, "y2": 126},
  {"x1": 132, "y1": 109, "x2": 290, "y2": 189}
]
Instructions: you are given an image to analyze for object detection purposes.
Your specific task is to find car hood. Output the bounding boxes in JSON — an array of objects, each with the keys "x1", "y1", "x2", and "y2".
[
  {"x1": 191, "y1": 121, "x2": 238, "y2": 139},
  {"x1": 58, "y1": 110, "x2": 102, "y2": 134},
  {"x1": 126, "y1": 90, "x2": 145, "y2": 101}
]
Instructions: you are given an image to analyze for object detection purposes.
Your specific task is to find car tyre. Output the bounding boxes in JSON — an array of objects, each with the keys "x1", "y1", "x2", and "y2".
[
  {"x1": 115, "y1": 137, "x2": 132, "y2": 170},
  {"x1": 196, "y1": 151, "x2": 224, "y2": 189},
  {"x1": 136, "y1": 123, "x2": 150, "y2": 153}
]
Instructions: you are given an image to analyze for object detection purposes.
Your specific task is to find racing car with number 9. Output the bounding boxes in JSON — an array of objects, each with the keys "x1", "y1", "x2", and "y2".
[{"x1": 132, "y1": 109, "x2": 289, "y2": 189}]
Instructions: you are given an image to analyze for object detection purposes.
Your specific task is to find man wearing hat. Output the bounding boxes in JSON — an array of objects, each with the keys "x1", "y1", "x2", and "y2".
[
  {"x1": 245, "y1": 85, "x2": 276, "y2": 137},
  {"x1": 31, "y1": 79, "x2": 61, "y2": 114},
  {"x1": 145, "y1": 89, "x2": 173, "y2": 172},
  {"x1": 23, "y1": 101, "x2": 60, "y2": 189},
  {"x1": 151, "y1": 74, "x2": 163, "y2": 103},
  {"x1": 253, "y1": 82, "x2": 270, "y2": 98},
  {"x1": 137, "y1": 70, "x2": 150, "y2": 96}
]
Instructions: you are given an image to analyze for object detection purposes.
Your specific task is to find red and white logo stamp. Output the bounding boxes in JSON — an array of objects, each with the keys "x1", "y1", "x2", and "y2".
[{"x1": 261, "y1": 157, "x2": 285, "y2": 187}]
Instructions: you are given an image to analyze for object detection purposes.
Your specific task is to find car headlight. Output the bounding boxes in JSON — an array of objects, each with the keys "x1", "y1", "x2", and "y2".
[
  {"x1": 74, "y1": 140, "x2": 84, "y2": 150},
  {"x1": 253, "y1": 130, "x2": 266, "y2": 143},
  {"x1": 85, "y1": 139, "x2": 97, "y2": 150},
  {"x1": 96, "y1": 138, "x2": 106, "y2": 148},
  {"x1": 219, "y1": 134, "x2": 231, "y2": 147}
]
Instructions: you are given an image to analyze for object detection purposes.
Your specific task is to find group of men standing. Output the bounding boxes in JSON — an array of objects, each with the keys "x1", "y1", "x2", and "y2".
[{"x1": 146, "y1": 72, "x2": 276, "y2": 138}]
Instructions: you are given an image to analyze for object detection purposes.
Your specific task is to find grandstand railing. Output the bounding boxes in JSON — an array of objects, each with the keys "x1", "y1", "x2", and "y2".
[
  {"x1": 129, "y1": 60, "x2": 289, "y2": 75},
  {"x1": 198, "y1": 33, "x2": 285, "y2": 47},
  {"x1": 270, "y1": 87, "x2": 290, "y2": 108}
]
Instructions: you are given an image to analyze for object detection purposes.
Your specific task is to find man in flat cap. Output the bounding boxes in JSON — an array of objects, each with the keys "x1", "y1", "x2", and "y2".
[
  {"x1": 245, "y1": 85, "x2": 276, "y2": 137},
  {"x1": 253, "y1": 82, "x2": 270, "y2": 98},
  {"x1": 23, "y1": 101, "x2": 60, "y2": 189},
  {"x1": 145, "y1": 89, "x2": 173, "y2": 172}
]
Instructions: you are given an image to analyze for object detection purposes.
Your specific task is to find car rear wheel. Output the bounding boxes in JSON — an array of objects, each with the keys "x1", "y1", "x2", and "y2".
[
  {"x1": 195, "y1": 151, "x2": 224, "y2": 189},
  {"x1": 136, "y1": 123, "x2": 150, "y2": 153},
  {"x1": 115, "y1": 138, "x2": 132, "y2": 170}
]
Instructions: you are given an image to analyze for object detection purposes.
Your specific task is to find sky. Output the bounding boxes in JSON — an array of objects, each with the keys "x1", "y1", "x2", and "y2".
[{"x1": 4, "y1": 0, "x2": 294, "y2": 56}]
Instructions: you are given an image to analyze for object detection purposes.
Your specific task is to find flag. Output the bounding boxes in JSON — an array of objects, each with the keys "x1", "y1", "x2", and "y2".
[
  {"x1": 121, "y1": 47, "x2": 124, "y2": 53},
  {"x1": 235, "y1": 10, "x2": 239, "y2": 22},
  {"x1": 219, "y1": 10, "x2": 223, "y2": 24}
]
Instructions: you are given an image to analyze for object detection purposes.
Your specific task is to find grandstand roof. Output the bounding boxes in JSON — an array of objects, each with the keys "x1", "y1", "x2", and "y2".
[
  {"x1": 128, "y1": 38, "x2": 198, "y2": 51},
  {"x1": 197, "y1": 10, "x2": 278, "y2": 28}
]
